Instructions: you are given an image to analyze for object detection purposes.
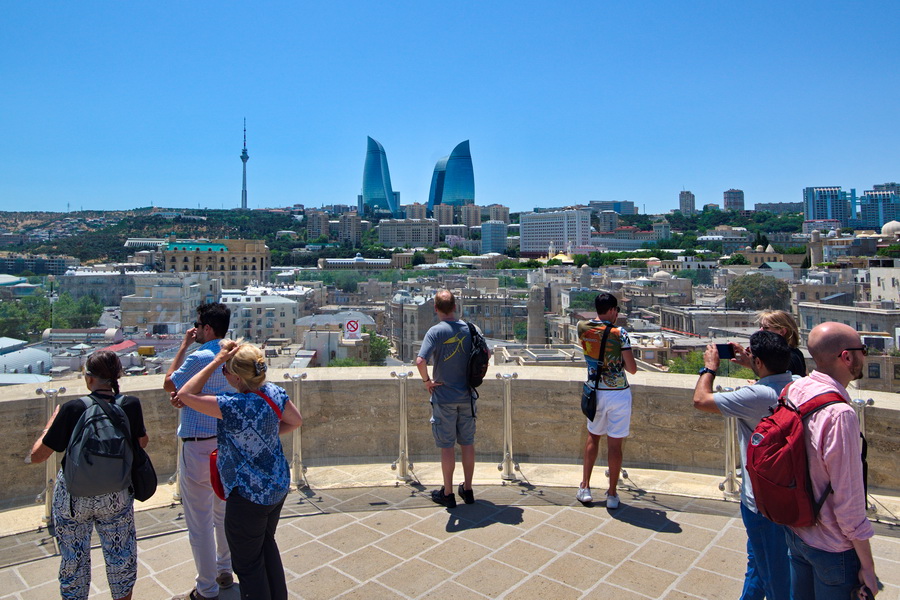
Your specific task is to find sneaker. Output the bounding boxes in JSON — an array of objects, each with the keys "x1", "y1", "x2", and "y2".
[
  {"x1": 431, "y1": 487, "x2": 457, "y2": 508},
  {"x1": 458, "y1": 483, "x2": 475, "y2": 504},
  {"x1": 576, "y1": 486, "x2": 593, "y2": 503},
  {"x1": 605, "y1": 493, "x2": 620, "y2": 509},
  {"x1": 215, "y1": 572, "x2": 234, "y2": 589}
]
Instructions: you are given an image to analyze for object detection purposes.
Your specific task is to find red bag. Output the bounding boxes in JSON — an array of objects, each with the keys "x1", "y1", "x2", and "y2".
[
  {"x1": 208, "y1": 390, "x2": 282, "y2": 501},
  {"x1": 210, "y1": 449, "x2": 225, "y2": 501},
  {"x1": 746, "y1": 385, "x2": 846, "y2": 527}
]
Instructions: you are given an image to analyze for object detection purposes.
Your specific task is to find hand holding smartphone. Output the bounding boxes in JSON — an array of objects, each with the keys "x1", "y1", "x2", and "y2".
[{"x1": 715, "y1": 343, "x2": 735, "y2": 360}]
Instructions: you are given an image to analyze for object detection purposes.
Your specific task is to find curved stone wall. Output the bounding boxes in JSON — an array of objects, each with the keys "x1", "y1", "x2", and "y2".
[{"x1": 1, "y1": 368, "x2": 897, "y2": 508}]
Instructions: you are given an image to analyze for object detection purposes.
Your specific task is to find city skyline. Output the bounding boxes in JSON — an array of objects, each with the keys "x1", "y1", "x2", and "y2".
[{"x1": 3, "y1": 2, "x2": 899, "y2": 215}]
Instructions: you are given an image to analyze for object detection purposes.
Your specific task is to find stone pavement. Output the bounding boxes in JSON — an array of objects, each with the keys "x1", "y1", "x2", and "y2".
[{"x1": 0, "y1": 464, "x2": 898, "y2": 599}]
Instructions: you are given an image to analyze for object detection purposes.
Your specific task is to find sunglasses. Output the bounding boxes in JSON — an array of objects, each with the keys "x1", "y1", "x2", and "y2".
[
  {"x1": 221, "y1": 364, "x2": 229, "y2": 376},
  {"x1": 841, "y1": 345, "x2": 868, "y2": 357},
  {"x1": 194, "y1": 321, "x2": 205, "y2": 329}
]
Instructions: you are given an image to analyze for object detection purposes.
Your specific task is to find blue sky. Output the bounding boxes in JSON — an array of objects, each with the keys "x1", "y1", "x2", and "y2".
[{"x1": 3, "y1": 2, "x2": 898, "y2": 215}]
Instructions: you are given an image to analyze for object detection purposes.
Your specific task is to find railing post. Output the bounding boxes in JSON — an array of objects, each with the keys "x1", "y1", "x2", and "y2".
[
  {"x1": 495, "y1": 372, "x2": 520, "y2": 482},
  {"x1": 33, "y1": 385, "x2": 66, "y2": 535},
  {"x1": 283, "y1": 372, "x2": 308, "y2": 489},
  {"x1": 390, "y1": 371, "x2": 414, "y2": 482},
  {"x1": 851, "y1": 397, "x2": 876, "y2": 515},
  {"x1": 171, "y1": 437, "x2": 183, "y2": 502},
  {"x1": 715, "y1": 386, "x2": 741, "y2": 499}
]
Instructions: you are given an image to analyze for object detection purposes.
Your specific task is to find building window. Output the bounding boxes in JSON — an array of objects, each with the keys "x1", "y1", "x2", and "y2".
[{"x1": 868, "y1": 363, "x2": 880, "y2": 379}]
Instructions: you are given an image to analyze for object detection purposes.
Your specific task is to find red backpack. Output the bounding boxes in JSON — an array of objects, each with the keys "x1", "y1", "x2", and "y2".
[{"x1": 746, "y1": 384, "x2": 846, "y2": 527}]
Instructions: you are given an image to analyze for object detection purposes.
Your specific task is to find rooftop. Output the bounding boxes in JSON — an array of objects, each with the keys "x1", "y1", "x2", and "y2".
[{"x1": 1, "y1": 464, "x2": 897, "y2": 599}]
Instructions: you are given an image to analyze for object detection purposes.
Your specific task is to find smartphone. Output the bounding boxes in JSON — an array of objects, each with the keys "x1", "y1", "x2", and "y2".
[{"x1": 715, "y1": 343, "x2": 735, "y2": 360}]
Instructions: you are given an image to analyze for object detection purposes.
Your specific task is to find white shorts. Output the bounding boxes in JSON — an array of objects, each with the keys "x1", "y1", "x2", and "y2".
[{"x1": 586, "y1": 388, "x2": 632, "y2": 438}]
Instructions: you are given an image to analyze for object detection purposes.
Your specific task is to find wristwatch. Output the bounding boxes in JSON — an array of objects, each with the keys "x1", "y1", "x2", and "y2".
[{"x1": 698, "y1": 367, "x2": 717, "y2": 377}]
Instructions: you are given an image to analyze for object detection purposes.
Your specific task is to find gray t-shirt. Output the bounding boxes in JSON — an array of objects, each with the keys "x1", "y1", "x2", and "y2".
[
  {"x1": 713, "y1": 372, "x2": 796, "y2": 512},
  {"x1": 418, "y1": 319, "x2": 475, "y2": 405}
]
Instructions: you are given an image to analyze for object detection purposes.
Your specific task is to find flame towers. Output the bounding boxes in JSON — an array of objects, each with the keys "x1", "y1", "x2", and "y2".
[
  {"x1": 359, "y1": 136, "x2": 400, "y2": 217},
  {"x1": 428, "y1": 140, "x2": 474, "y2": 212}
]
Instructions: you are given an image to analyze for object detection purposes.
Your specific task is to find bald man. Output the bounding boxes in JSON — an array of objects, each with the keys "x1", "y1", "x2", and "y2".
[{"x1": 784, "y1": 322, "x2": 878, "y2": 598}]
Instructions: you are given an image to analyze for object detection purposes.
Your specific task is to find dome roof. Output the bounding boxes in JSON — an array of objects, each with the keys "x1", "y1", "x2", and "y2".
[
  {"x1": 882, "y1": 220, "x2": 900, "y2": 236},
  {"x1": 653, "y1": 270, "x2": 672, "y2": 279}
]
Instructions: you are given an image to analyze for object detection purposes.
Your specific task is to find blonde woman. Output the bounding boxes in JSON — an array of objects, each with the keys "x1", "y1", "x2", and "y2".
[
  {"x1": 175, "y1": 340, "x2": 302, "y2": 600},
  {"x1": 757, "y1": 310, "x2": 807, "y2": 376}
]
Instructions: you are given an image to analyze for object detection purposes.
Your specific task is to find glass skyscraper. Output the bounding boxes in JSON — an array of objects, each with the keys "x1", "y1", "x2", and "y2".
[
  {"x1": 360, "y1": 136, "x2": 400, "y2": 217},
  {"x1": 427, "y1": 140, "x2": 474, "y2": 212}
]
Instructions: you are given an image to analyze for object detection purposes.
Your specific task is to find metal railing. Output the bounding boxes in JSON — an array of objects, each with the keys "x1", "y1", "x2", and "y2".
[
  {"x1": 390, "y1": 371, "x2": 415, "y2": 482},
  {"x1": 33, "y1": 385, "x2": 66, "y2": 533},
  {"x1": 851, "y1": 396, "x2": 877, "y2": 516},
  {"x1": 283, "y1": 371, "x2": 309, "y2": 489},
  {"x1": 716, "y1": 386, "x2": 742, "y2": 499},
  {"x1": 496, "y1": 373, "x2": 520, "y2": 481}
]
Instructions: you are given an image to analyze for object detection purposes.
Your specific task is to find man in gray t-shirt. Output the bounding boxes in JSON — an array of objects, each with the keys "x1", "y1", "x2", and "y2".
[
  {"x1": 416, "y1": 289, "x2": 484, "y2": 508},
  {"x1": 691, "y1": 331, "x2": 794, "y2": 600}
]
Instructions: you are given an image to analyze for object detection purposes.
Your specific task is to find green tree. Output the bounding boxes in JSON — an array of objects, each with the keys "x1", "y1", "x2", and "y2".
[
  {"x1": 675, "y1": 269, "x2": 713, "y2": 285},
  {"x1": 368, "y1": 333, "x2": 391, "y2": 365},
  {"x1": 721, "y1": 254, "x2": 750, "y2": 266},
  {"x1": 726, "y1": 274, "x2": 790, "y2": 311},
  {"x1": 513, "y1": 321, "x2": 527, "y2": 342}
]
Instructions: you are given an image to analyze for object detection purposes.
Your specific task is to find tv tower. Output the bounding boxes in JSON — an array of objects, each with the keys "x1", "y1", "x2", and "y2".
[{"x1": 240, "y1": 119, "x2": 249, "y2": 209}]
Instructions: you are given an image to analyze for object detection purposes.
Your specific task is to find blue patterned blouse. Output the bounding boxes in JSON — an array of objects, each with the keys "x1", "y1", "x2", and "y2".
[{"x1": 216, "y1": 382, "x2": 290, "y2": 506}]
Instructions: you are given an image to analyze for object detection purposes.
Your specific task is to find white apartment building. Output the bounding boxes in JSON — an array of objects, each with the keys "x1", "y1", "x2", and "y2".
[
  {"x1": 520, "y1": 210, "x2": 591, "y2": 256},
  {"x1": 221, "y1": 287, "x2": 302, "y2": 344}
]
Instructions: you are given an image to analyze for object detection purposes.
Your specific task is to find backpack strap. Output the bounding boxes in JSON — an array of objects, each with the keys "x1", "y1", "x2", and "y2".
[
  {"x1": 252, "y1": 389, "x2": 282, "y2": 420},
  {"x1": 590, "y1": 324, "x2": 613, "y2": 390},
  {"x1": 465, "y1": 321, "x2": 479, "y2": 413},
  {"x1": 789, "y1": 389, "x2": 852, "y2": 517},
  {"x1": 84, "y1": 394, "x2": 132, "y2": 440}
]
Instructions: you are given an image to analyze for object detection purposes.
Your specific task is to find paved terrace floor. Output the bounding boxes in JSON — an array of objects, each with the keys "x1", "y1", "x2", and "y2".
[{"x1": 0, "y1": 464, "x2": 898, "y2": 600}]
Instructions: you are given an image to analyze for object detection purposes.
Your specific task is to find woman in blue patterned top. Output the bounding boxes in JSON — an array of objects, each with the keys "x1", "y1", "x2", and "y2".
[{"x1": 176, "y1": 339, "x2": 302, "y2": 600}]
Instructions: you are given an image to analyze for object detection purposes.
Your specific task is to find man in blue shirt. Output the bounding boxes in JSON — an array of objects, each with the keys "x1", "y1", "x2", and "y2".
[
  {"x1": 165, "y1": 303, "x2": 234, "y2": 600},
  {"x1": 416, "y1": 290, "x2": 485, "y2": 509},
  {"x1": 691, "y1": 330, "x2": 794, "y2": 600}
]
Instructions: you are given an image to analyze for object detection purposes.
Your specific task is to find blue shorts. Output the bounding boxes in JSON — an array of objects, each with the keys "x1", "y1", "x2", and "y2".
[{"x1": 430, "y1": 402, "x2": 476, "y2": 448}]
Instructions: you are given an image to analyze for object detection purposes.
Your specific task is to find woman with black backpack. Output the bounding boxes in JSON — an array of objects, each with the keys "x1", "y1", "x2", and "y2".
[{"x1": 30, "y1": 350, "x2": 148, "y2": 600}]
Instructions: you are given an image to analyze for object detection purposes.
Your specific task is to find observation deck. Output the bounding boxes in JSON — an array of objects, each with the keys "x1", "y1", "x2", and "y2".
[{"x1": 0, "y1": 369, "x2": 897, "y2": 598}]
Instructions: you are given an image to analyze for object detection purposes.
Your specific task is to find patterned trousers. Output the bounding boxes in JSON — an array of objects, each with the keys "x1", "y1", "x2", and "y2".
[{"x1": 52, "y1": 470, "x2": 137, "y2": 600}]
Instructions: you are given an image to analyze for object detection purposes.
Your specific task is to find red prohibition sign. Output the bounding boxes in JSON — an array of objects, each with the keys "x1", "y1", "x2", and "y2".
[{"x1": 346, "y1": 320, "x2": 359, "y2": 332}]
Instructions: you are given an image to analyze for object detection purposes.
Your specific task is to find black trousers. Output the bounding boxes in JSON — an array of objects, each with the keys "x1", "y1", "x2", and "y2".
[{"x1": 224, "y1": 491, "x2": 288, "y2": 600}]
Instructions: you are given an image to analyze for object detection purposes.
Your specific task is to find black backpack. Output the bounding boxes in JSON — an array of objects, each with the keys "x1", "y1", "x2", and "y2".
[
  {"x1": 64, "y1": 395, "x2": 133, "y2": 497},
  {"x1": 465, "y1": 321, "x2": 490, "y2": 397}
]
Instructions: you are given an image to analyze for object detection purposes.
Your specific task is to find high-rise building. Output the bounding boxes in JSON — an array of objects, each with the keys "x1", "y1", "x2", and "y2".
[
  {"x1": 339, "y1": 212, "x2": 362, "y2": 246},
  {"x1": 858, "y1": 184, "x2": 900, "y2": 229},
  {"x1": 481, "y1": 221, "x2": 508, "y2": 254},
  {"x1": 359, "y1": 137, "x2": 400, "y2": 217},
  {"x1": 240, "y1": 119, "x2": 249, "y2": 210},
  {"x1": 427, "y1": 140, "x2": 474, "y2": 212},
  {"x1": 404, "y1": 202, "x2": 427, "y2": 220},
  {"x1": 587, "y1": 200, "x2": 638, "y2": 215},
  {"x1": 519, "y1": 210, "x2": 591, "y2": 256},
  {"x1": 723, "y1": 189, "x2": 744, "y2": 211},
  {"x1": 433, "y1": 204, "x2": 454, "y2": 225},
  {"x1": 679, "y1": 191, "x2": 695, "y2": 215},
  {"x1": 305, "y1": 210, "x2": 330, "y2": 241},
  {"x1": 460, "y1": 204, "x2": 481, "y2": 228},
  {"x1": 597, "y1": 210, "x2": 619, "y2": 233},
  {"x1": 803, "y1": 187, "x2": 855, "y2": 227},
  {"x1": 488, "y1": 204, "x2": 510, "y2": 224}
]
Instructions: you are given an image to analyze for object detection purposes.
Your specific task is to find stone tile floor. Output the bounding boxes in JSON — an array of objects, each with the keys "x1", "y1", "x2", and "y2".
[{"x1": 1, "y1": 464, "x2": 898, "y2": 599}]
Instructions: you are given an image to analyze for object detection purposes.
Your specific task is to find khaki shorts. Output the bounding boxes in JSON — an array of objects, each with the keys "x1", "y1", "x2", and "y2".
[{"x1": 430, "y1": 401, "x2": 476, "y2": 448}]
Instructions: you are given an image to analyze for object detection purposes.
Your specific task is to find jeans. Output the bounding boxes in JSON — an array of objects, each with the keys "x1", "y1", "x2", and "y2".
[
  {"x1": 786, "y1": 527, "x2": 861, "y2": 600},
  {"x1": 224, "y1": 491, "x2": 288, "y2": 600},
  {"x1": 740, "y1": 503, "x2": 791, "y2": 600}
]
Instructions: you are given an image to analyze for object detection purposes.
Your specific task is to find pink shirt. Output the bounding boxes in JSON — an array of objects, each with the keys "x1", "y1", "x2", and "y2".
[{"x1": 788, "y1": 371, "x2": 874, "y2": 552}]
